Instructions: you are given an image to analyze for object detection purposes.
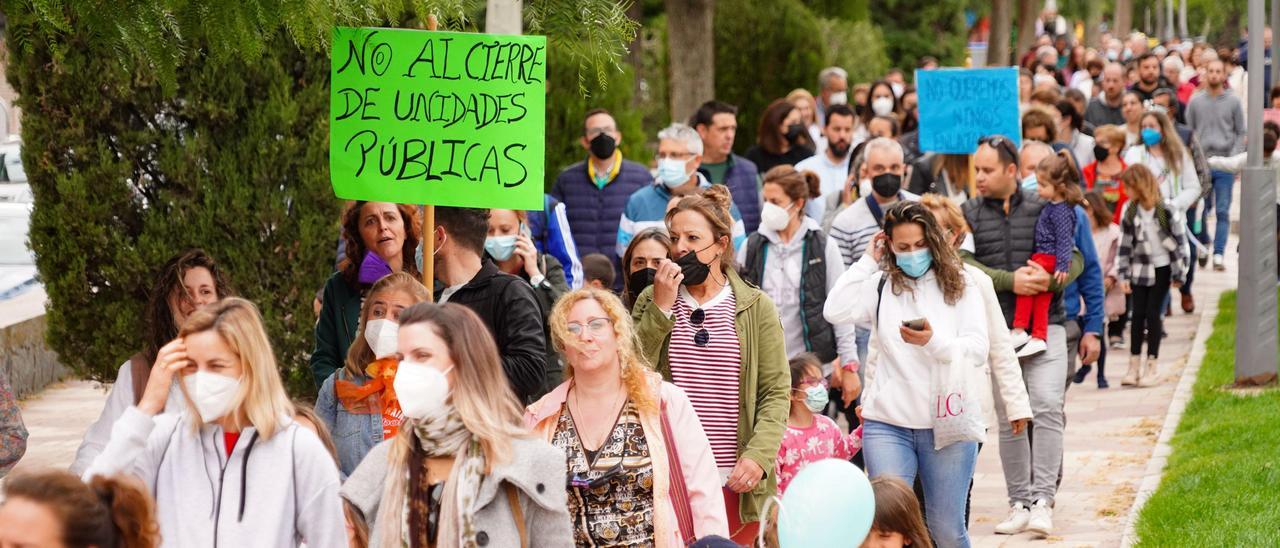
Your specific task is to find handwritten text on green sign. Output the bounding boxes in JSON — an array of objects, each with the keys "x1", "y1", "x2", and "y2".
[{"x1": 330, "y1": 27, "x2": 546, "y2": 209}]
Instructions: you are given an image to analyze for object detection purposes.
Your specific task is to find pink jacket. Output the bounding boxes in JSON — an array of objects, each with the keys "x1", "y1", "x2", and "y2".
[
  {"x1": 1092, "y1": 223, "x2": 1126, "y2": 318},
  {"x1": 524, "y1": 373, "x2": 729, "y2": 546}
]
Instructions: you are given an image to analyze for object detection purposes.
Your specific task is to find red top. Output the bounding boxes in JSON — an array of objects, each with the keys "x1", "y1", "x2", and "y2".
[
  {"x1": 224, "y1": 432, "x2": 240, "y2": 458},
  {"x1": 1083, "y1": 159, "x2": 1129, "y2": 224}
]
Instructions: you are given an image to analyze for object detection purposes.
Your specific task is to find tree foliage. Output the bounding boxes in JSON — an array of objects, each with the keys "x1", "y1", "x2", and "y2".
[
  {"x1": 817, "y1": 17, "x2": 891, "y2": 86},
  {"x1": 870, "y1": 0, "x2": 968, "y2": 73}
]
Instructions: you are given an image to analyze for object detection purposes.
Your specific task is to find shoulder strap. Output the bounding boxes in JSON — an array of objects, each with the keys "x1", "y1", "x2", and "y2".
[
  {"x1": 660, "y1": 399, "x2": 696, "y2": 544},
  {"x1": 505, "y1": 483, "x2": 528, "y2": 548},
  {"x1": 129, "y1": 352, "x2": 150, "y2": 406},
  {"x1": 875, "y1": 276, "x2": 888, "y2": 327}
]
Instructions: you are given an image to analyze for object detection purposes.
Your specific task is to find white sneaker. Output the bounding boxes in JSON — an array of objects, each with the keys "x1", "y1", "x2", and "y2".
[
  {"x1": 1009, "y1": 329, "x2": 1031, "y2": 349},
  {"x1": 1016, "y1": 337, "x2": 1047, "y2": 358},
  {"x1": 1025, "y1": 499, "x2": 1053, "y2": 537},
  {"x1": 1213, "y1": 254, "x2": 1225, "y2": 271},
  {"x1": 994, "y1": 503, "x2": 1030, "y2": 535}
]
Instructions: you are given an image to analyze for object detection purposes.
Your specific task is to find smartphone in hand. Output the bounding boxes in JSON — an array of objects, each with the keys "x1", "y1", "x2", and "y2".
[{"x1": 901, "y1": 318, "x2": 926, "y2": 331}]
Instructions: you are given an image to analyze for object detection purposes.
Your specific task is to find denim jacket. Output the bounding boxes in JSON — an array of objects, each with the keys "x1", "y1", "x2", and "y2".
[{"x1": 316, "y1": 369, "x2": 384, "y2": 477}]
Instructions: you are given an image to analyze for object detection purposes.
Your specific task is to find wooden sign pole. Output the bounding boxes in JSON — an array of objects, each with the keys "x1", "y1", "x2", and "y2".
[{"x1": 421, "y1": 15, "x2": 439, "y2": 301}]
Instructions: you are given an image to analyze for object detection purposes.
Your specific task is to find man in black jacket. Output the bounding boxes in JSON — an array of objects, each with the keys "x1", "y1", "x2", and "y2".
[
  {"x1": 963, "y1": 136, "x2": 1077, "y2": 538},
  {"x1": 431, "y1": 207, "x2": 546, "y2": 403}
]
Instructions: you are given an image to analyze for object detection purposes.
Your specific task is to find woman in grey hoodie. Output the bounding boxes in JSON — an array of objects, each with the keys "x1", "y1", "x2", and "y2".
[
  {"x1": 341, "y1": 302, "x2": 573, "y2": 547},
  {"x1": 83, "y1": 298, "x2": 346, "y2": 548}
]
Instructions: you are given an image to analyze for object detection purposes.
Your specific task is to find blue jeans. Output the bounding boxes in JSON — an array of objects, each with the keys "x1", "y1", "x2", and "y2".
[
  {"x1": 863, "y1": 420, "x2": 978, "y2": 548},
  {"x1": 1208, "y1": 170, "x2": 1235, "y2": 255}
]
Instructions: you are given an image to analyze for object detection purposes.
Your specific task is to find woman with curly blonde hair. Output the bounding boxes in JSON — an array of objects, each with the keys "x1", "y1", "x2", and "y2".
[{"x1": 526, "y1": 288, "x2": 727, "y2": 546}]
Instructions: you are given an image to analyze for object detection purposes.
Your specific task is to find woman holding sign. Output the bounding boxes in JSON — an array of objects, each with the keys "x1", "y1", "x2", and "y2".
[
  {"x1": 315, "y1": 272, "x2": 429, "y2": 476},
  {"x1": 311, "y1": 201, "x2": 421, "y2": 390},
  {"x1": 823, "y1": 201, "x2": 988, "y2": 548},
  {"x1": 631, "y1": 186, "x2": 789, "y2": 543}
]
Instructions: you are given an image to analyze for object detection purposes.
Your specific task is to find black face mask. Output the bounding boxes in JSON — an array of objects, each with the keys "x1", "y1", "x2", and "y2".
[
  {"x1": 628, "y1": 268, "x2": 656, "y2": 301},
  {"x1": 871, "y1": 172, "x2": 902, "y2": 198},
  {"x1": 1093, "y1": 144, "x2": 1110, "y2": 162},
  {"x1": 589, "y1": 133, "x2": 617, "y2": 159},
  {"x1": 829, "y1": 141, "x2": 851, "y2": 158},
  {"x1": 784, "y1": 123, "x2": 806, "y2": 144},
  {"x1": 675, "y1": 244, "x2": 718, "y2": 286}
]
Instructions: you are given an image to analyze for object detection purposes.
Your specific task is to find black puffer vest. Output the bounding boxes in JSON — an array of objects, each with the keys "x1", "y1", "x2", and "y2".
[
  {"x1": 962, "y1": 189, "x2": 1065, "y2": 327},
  {"x1": 739, "y1": 230, "x2": 838, "y2": 363}
]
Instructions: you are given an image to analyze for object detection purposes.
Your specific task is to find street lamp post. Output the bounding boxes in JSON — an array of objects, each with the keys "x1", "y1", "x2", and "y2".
[{"x1": 1236, "y1": 0, "x2": 1279, "y2": 385}]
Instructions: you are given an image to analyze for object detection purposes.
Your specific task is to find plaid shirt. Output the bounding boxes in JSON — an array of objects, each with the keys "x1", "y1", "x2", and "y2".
[{"x1": 1117, "y1": 203, "x2": 1188, "y2": 287}]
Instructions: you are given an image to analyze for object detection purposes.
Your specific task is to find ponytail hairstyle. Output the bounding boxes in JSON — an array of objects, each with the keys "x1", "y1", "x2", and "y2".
[
  {"x1": 1034, "y1": 149, "x2": 1085, "y2": 206},
  {"x1": 665, "y1": 184, "x2": 737, "y2": 273},
  {"x1": 2, "y1": 469, "x2": 160, "y2": 548},
  {"x1": 762, "y1": 165, "x2": 821, "y2": 212}
]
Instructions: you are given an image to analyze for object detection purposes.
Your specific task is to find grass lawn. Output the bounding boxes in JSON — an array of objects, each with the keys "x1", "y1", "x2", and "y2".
[{"x1": 1134, "y1": 290, "x2": 1280, "y2": 545}]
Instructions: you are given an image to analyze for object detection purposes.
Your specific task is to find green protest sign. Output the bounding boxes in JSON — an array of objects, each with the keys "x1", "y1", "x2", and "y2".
[{"x1": 330, "y1": 27, "x2": 546, "y2": 210}]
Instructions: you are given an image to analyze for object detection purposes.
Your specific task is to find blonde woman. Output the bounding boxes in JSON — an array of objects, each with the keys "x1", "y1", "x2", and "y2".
[
  {"x1": 786, "y1": 88, "x2": 828, "y2": 150},
  {"x1": 315, "y1": 272, "x2": 429, "y2": 475},
  {"x1": 526, "y1": 288, "x2": 728, "y2": 546},
  {"x1": 83, "y1": 298, "x2": 345, "y2": 547},
  {"x1": 341, "y1": 303, "x2": 572, "y2": 547}
]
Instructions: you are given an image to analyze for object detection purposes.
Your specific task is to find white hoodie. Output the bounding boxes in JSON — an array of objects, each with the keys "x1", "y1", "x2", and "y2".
[
  {"x1": 83, "y1": 406, "x2": 346, "y2": 548},
  {"x1": 823, "y1": 253, "x2": 989, "y2": 429}
]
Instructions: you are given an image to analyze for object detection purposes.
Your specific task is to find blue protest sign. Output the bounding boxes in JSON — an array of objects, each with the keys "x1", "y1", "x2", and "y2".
[{"x1": 916, "y1": 67, "x2": 1021, "y2": 154}]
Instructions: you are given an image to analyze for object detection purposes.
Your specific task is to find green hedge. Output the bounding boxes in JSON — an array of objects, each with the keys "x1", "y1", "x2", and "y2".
[{"x1": 8, "y1": 9, "x2": 338, "y2": 397}]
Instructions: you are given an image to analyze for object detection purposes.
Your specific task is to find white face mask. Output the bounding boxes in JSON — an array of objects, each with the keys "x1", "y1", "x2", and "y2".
[
  {"x1": 890, "y1": 82, "x2": 905, "y2": 98},
  {"x1": 394, "y1": 361, "x2": 453, "y2": 421},
  {"x1": 760, "y1": 201, "x2": 794, "y2": 232},
  {"x1": 363, "y1": 318, "x2": 399, "y2": 359},
  {"x1": 184, "y1": 371, "x2": 241, "y2": 423},
  {"x1": 872, "y1": 97, "x2": 894, "y2": 117},
  {"x1": 828, "y1": 91, "x2": 848, "y2": 106}
]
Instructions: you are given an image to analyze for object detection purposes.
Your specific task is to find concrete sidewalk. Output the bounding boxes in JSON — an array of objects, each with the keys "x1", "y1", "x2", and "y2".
[
  {"x1": 969, "y1": 205, "x2": 1241, "y2": 546},
  {"x1": 9, "y1": 379, "x2": 109, "y2": 476}
]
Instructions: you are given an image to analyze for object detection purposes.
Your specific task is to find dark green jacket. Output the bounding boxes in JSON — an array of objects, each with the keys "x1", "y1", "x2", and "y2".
[
  {"x1": 631, "y1": 269, "x2": 790, "y2": 523},
  {"x1": 310, "y1": 272, "x2": 362, "y2": 391}
]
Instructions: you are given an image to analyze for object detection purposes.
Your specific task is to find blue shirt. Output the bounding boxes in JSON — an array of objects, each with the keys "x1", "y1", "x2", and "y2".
[{"x1": 1063, "y1": 206, "x2": 1105, "y2": 334}]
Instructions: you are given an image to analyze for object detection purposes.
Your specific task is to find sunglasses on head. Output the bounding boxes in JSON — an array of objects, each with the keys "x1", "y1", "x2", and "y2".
[{"x1": 978, "y1": 135, "x2": 1018, "y2": 164}]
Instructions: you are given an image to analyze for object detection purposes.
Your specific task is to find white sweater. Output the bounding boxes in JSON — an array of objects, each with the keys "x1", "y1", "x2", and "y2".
[
  {"x1": 83, "y1": 407, "x2": 346, "y2": 548},
  {"x1": 823, "y1": 253, "x2": 989, "y2": 429},
  {"x1": 70, "y1": 359, "x2": 185, "y2": 476}
]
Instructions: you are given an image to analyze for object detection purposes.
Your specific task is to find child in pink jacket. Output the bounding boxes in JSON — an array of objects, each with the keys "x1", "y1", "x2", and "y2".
[{"x1": 775, "y1": 354, "x2": 862, "y2": 494}]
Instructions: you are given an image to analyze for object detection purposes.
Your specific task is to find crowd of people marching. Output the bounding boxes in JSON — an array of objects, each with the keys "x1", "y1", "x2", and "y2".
[{"x1": 1, "y1": 15, "x2": 1277, "y2": 548}]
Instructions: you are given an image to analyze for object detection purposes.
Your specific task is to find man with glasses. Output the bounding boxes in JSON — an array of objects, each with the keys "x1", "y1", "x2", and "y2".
[
  {"x1": 551, "y1": 108, "x2": 652, "y2": 288},
  {"x1": 964, "y1": 135, "x2": 1083, "y2": 539},
  {"x1": 617, "y1": 123, "x2": 746, "y2": 259}
]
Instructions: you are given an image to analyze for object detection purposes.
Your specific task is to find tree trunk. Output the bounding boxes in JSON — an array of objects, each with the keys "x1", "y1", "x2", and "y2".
[
  {"x1": 665, "y1": 0, "x2": 715, "y2": 124},
  {"x1": 627, "y1": 1, "x2": 644, "y2": 108},
  {"x1": 1015, "y1": 0, "x2": 1040, "y2": 64},
  {"x1": 485, "y1": 0, "x2": 522, "y2": 34},
  {"x1": 1154, "y1": 0, "x2": 1165, "y2": 41},
  {"x1": 1178, "y1": 0, "x2": 1188, "y2": 38},
  {"x1": 1114, "y1": 0, "x2": 1132, "y2": 38},
  {"x1": 1084, "y1": 0, "x2": 1102, "y2": 49},
  {"x1": 991, "y1": 0, "x2": 1012, "y2": 66}
]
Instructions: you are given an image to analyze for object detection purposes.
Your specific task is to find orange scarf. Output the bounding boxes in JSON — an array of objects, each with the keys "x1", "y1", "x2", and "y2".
[{"x1": 334, "y1": 357, "x2": 404, "y2": 438}]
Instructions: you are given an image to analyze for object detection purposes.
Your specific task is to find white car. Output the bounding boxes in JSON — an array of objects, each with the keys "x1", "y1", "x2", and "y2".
[{"x1": 0, "y1": 139, "x2": 31, "y2": 203}]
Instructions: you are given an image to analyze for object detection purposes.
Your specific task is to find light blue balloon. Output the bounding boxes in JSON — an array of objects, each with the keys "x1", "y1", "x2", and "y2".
[{"x1": 777, "y1": 459, "x2": 875, "y2": 548}]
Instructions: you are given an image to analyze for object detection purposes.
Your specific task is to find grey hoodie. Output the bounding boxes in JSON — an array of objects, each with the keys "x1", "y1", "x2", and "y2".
[{"x1": 83, "y1": 406, "x2": 346, "y2": 548}]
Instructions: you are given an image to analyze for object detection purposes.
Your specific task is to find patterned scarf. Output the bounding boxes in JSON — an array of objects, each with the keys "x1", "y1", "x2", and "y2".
[{"x1": 396, "y1": 407, "x2": 485, "y2": 548}]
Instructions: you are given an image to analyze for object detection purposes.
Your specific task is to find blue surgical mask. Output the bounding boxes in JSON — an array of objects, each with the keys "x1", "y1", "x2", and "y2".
[
  {"x1": 1141, "y1": 128, "x2": 1163, "y2": 147},
  {"x1": 656, "y1": 158, "x2": 691, "y2": 189},
  {"x1": 1021, "y1": 173, "x2": 1038, "y2": 191},
  {"x1": 803, "y1": 385, "x2": 829, "y2": 413},
  {"x1": 484, "y1": 235, "x2": 518, "y2": 261},
  {"x1": 895, "y1": 248, "x2": 933, "y2": 278}
]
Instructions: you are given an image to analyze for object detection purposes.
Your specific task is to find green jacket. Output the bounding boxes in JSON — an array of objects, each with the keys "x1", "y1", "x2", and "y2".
[
  {"x1": 310, "y1": 272, "x2": 362, "y2": 391},
  {"x1": 631, "y1": 269, "x2": 790, "y2": 523}
]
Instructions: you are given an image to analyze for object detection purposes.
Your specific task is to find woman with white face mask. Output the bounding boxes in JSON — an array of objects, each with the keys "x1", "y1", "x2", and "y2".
[
  {"x1": 859, "y1": 81, "x2": 902, "y2": 133},
  {"x1": 342, "y1": 302, "x2": 573, "y2": 547},
  {"x1": 736, "y1": 166, "x2": 862, "y2": 411},
  {"x1": 314, "y1": 272, "x2": 429, "y2": 476},
  {"x1": 83, "y1": 298, "x2": 346, "y2": 547}
]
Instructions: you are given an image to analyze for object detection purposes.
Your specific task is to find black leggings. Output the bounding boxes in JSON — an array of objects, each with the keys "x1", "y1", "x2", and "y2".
[{"x1": 1130, "y1": 266, "x2": 1172, "y2": 358}]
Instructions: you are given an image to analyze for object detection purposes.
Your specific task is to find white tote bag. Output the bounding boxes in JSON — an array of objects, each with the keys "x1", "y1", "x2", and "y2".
[{"x1": 929, "y1": 346, "x2": 986, "y2": 450}]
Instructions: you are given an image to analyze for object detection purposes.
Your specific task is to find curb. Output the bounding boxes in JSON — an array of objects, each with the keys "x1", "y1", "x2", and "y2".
[{"x1": 1118, "y1": 287, "x2": 1221, "y2": 547}]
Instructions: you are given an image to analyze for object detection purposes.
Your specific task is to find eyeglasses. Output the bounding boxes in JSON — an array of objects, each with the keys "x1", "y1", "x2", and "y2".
[
  {"x1": 978, "y1": 135, "x2": 1018, "y2": 163},
  {"x1": 585, "y1": 126, "x2": 617, "y2": 139},
  {"x1": 690, "y1": 308, "x2": 709, "y2": 347},
  {"x1": 566, "y1": 318, "x2": 613, "y2": 337},
  {"x1": 799, "y1": 377, "x2": 829, "y2": 390}
]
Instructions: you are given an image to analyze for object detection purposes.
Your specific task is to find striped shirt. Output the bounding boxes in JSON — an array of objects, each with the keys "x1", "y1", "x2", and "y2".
[{"x1": 668, "y1": 285, "x2": 741, "y2": 469}]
